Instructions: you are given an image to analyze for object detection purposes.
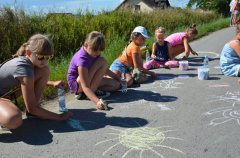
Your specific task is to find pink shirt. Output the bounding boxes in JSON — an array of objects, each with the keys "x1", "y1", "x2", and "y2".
[{"x1": 165, "y1": 32, "x2": 187, "y2": 47}]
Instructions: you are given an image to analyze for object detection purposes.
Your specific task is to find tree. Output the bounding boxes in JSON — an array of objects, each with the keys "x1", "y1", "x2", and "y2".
[{"x1": 187, "y1": 0, "x2": 231, "y2": 16}]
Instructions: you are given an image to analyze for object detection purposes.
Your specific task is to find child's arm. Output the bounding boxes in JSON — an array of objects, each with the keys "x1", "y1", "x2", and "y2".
[
  {"x1": 183, "y1": 37, "x2": 198, "y2": 57},
  {"x1": 233, "y1": 0, "x2": 238, "y2": 11},
  {"x1": 78, "y1": 67, "x2": 104, "y2": 109},
  {"x1": 105, "y1": 69, "x2": 121, "y2": 82},
  {"x1": 19, "y1": 77, "x2": 72, "y2": 121},
  {"x1": 230, "y1": 40, "x2": 240, "y2": 57},
  {"x1": 47, "y1": 80, "x2": 65, "y2": 89},
  {"x1": 132, "y1": 53, "x2": 156, "y2": 78},
  {"x1": 151, "y1": 43, "x2": 157, "y2": 59}
]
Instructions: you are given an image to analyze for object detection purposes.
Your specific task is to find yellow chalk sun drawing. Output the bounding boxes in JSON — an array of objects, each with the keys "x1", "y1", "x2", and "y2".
[{"x1": 95, "y1": 126, "x2": 184, "y2": 158}]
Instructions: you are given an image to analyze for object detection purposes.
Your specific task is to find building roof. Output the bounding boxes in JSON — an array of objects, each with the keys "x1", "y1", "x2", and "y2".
[{"x1": 115, "y1": 0, "x2": 171, "y2": 10}]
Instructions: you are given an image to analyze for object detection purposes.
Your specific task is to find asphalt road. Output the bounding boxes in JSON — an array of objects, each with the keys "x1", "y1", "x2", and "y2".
[{"x1": 1, "y1": 26, "x2": 239, "y2": 158}]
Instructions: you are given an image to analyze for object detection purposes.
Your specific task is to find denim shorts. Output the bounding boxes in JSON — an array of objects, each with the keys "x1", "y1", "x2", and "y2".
[{"x1": 109, "y1": 59, "x2": 131, "y2": 73}]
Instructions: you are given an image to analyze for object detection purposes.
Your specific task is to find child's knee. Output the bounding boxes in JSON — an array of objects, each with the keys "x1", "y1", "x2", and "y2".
[
  {"x1": 127, "y1": 78, "x2": 134, "y2": 87},
  {"x1": 3, "y1": 110, "x2": 22, "y2": 129},
  {"x1": 96, "y1": 57, "x2": 107, "y2": 68}
]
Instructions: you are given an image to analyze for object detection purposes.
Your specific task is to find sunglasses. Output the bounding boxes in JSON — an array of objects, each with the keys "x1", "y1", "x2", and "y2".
[{"x1": 33, "y1": 53, "x2": 53, "y2": 61}]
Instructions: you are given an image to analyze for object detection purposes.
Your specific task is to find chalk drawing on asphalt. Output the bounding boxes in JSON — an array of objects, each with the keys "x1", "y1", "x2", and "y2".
[
  {"x1": 209, "y1": 91, "x2": 240, "y2": 104},
  {"x1": 204, "y1": 91, "x2": 240, "y2": 126},
  {"x1": 95, "y1": 122, "x2": 184, "y2": 158},
  {"x1": 67, "y1": 118, "x2": 95, "y2": 131},
  {"x1": 140, "y1": 79, "x2": 183, "y2": 90},
  {"x1": 208, "y1": 84, "x2": 230, "y2": 88},
  {"x1": 118, "y1": 98, "x2": 174, "y2": 111},
  {"x1": 204, "y1": 102, "x2": 240, "y2": 126}
]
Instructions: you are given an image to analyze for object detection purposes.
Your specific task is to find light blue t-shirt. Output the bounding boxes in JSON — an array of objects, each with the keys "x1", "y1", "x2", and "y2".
[{"x1": 220, "y1": 40, "x2": 240, "y2": 77}]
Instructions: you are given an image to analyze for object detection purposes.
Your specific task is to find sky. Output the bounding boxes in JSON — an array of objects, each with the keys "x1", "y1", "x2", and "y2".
[{"x1": 0, "y1": 0, "x2": 190, "y2": 14}]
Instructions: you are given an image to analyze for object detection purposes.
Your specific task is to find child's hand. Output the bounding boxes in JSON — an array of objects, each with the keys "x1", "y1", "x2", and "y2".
[
  {"x1": 150, "y1": 71, "x2": 157, "y2": 78},
  {"x1": 96, "y1": 99, "x2": 108, "y2": 110},
  {"x1": 191, "y1": 51, "x2": 198, "y2": 56},
  {"x1": 59, "y1": 111, "x2": 73, "y2": 121},
  {"x1": 151, "y1": 54, "x2": 156, "y2": 59},
  {"x1": 53, "y1": 80, "x2": 65, "y2": 89}
]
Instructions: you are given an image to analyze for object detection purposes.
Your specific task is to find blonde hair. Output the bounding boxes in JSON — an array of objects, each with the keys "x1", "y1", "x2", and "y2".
[
  {"x1": 84, "y1": 31, "x2": 105, "y2": 52},
  {"x1": 14, "y1": 34, "x2": 53, "y2": 57},
  {"x1": 186, "y1": 24, "x2": 198, "y2": 35},
  {"x1": 155, "y1": 27, "x2": 166, "y2": 34}
]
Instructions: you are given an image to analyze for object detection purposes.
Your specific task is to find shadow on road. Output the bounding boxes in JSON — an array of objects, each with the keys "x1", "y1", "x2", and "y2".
[
  {"x1": 0, "y1": 109, "x2": 148, "y2": 146},
  {"x1": 107, "y1": 89, "x2": 178, "y2": 104}
]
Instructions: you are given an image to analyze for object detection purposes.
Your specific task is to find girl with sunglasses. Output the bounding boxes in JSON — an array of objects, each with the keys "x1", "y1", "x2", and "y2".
[{"x1": 0, "y1": 34, "x2": 72, "y2": 129}]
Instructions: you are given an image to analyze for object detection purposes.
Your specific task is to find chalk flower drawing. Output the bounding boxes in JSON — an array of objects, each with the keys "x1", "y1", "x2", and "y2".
[
  {"x1": 95, "y1": 123, "x2": 184, "y2": 158},
  {"x1": 205, "y1": 91, "x2": 240, "y2": 126}
]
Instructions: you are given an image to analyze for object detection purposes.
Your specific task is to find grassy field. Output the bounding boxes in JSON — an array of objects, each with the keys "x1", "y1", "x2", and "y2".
[{"x1": 0, "y1": 7, "x2": 230, "y2": 107}]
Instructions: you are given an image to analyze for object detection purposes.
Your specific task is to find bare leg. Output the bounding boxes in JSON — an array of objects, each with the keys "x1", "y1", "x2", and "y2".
[
  {"x1": 77, "y1": 57, "x2": 108, "y2": 93},
  {"x1": 126, "y1": 73, "x2": 133, "y2": 86},
  {"x1": 112, "y1": 70, "x2": 133, "y2": 87},
  {"x1": 98, "y1": 77, "x2": 121, "y2": 92},
  {"x1": 168, "y1": 44, "x2": 185, "y2": 59},
  {"x1": 34, "y1": 66, "x2": 50, "y2": 103},
  {"x1": 232, "y1": 14, "x2": 237, "y2": 26},
  {"x1": 0, "y1": 98, "x2": 22, "y2": 129}
]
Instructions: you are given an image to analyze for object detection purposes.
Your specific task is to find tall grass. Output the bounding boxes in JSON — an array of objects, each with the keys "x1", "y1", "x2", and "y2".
[{"x1": 0, "y1": 7, "x2": 220, "y2": 62}]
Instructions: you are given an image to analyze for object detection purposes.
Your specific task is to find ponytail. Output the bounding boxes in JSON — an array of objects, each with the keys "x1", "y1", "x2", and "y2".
[
  {"x1": 13, "y1": 43, "x2": 28, "y2": 57},
  {"x1": 186, "y1": 24, "x2": 198, "y2": 35}
]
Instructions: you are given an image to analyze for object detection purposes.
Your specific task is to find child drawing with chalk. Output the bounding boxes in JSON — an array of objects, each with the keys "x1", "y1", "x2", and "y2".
[
  {"x1": 67, "y1": 31, "x2": 121, "y2": 110},
  {"x1": 143, "y1": 27, "x2": 170, "y2": 69},
  {"x1": 109, "y1": 26, "x2": 156, "y2": 86},
  {"x1": 165, "y1": 24, "x2": 198, "y2": 60},
  {"x1": 0, "y1": 34, "x2": 73, "y2": 129}
]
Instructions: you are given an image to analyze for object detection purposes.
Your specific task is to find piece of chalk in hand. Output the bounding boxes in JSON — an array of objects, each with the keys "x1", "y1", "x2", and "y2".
[{"x1": 99, "y1": 98, "x2": 108, "y2": 110}]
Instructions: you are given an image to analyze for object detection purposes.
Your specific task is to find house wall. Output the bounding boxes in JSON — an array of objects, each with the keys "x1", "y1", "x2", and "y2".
[
  {"x1": 118, "y1": 0, "x2": 153, "y2": 12},
  {"x1": 138, "y1": 2, "x2": 153, "y2": 12}
]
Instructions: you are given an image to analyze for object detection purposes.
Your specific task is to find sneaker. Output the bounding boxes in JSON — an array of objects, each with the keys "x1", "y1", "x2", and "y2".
[
  {"x1": 95, "y1": 90, "x2": 110, "y2": 99},
  {"x1": 75, "y1": 92, "x2": 87, "y2": 100}
]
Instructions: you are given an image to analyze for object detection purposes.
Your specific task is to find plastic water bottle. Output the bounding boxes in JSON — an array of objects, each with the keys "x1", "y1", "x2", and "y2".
[
  {"x1": 121, "y1": 73, "x2": 127, "y2": 93},
  {"x1": 58, "y1": 88, "x2": 68, "y2": 112},
  {"x1": 203, "y1": 55, "x2": 209, "y2": 68},
  {"x1": 145, "y1": 49, "x2": 150, "y2": 62}
]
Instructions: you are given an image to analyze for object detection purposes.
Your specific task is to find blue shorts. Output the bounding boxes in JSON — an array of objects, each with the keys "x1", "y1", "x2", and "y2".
[{"x1": 109, "y1": 59, "x2": 131, "y2": 73}]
